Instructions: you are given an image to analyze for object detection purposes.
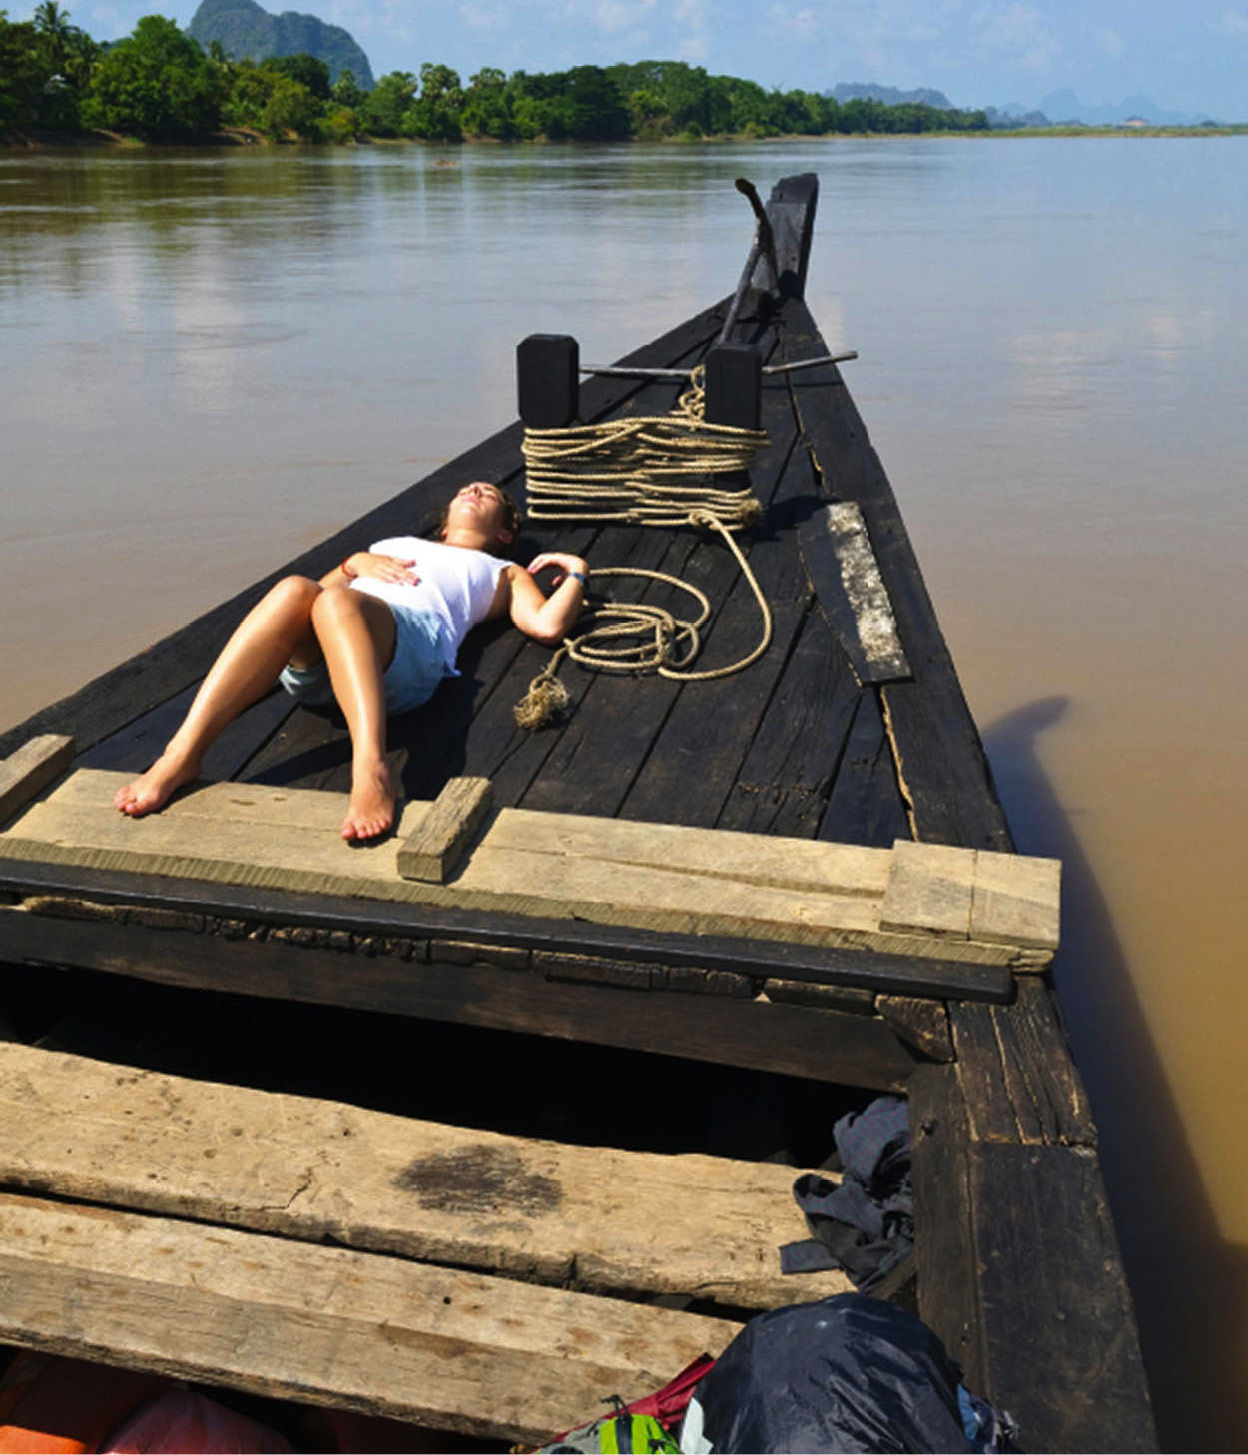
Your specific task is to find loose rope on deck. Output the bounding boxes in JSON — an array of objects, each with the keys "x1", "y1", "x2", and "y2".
[{"x1": 514, "y1": 370, "x2": 773, "y2": 731}]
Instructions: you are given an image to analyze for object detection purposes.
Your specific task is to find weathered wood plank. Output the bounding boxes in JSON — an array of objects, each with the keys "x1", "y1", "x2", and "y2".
[
  {"x1": 968, "y1": 1143, "x2": 1156, "y2": 1452},
  {"x1": 970, "y1": 848, "x2": 1061, "y2": 952},
  {"x1": 818, "y1": 690, "x2": 911, "y2": 849},
  {"x1": 397, "y1": 777, "x2": 493, "y2": 883},
  {"x1": 0, "y1": 735, "x2": 74, "y2": 827},
  {"x1": 950, "y1": 983, "x2": 1097, "y2": 1148},
  {"x1": 0, "y1": 1041, "x2": 851, "y2": 1311},
  {"x1": 3, "y1": 773, "x2": 1037, "y2": 965},
  {"x1": 0, "y1": 1192, "x2": 739, "y2": 1445},
  {"x1": 798, "y1": 502, "x2": 910, "y2": 684},
  {"x1": 880, "y1": 839, "x2": 976, "y2": 939},
  {"x1": 0, "y1": 849, "x2": 1015, "y2": 1000},
  {"x1": 716, "y1": 604, "x2": 861, "y2": 839},
  {"x1": 875, "y1": 995, "x2": 953, "y2": 1062},
  {"x1": 0, "y1": 906, "x2": 919, "y2": 1087},
  {"x1": 911, "y1": 1067, "x2": 1157, "y2": 1451},
  {"x1": 909, "y1": 1064, "x2": 982, "y2": 1384}
]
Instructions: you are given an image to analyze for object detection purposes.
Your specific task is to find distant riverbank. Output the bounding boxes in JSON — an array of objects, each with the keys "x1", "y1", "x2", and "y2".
[{"x1": 5, "y1": 122, "x2": 1246, "y2": 152}]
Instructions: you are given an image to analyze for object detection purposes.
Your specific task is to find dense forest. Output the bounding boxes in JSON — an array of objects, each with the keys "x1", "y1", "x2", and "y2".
[{"x1": 0, "y1": 5, "x2": 991, "y2": 143}]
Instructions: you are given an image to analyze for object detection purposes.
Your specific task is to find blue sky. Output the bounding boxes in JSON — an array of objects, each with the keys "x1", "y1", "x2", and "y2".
[{"x1": 19, "y1": 0, "x2": 1248, "y2": 119}]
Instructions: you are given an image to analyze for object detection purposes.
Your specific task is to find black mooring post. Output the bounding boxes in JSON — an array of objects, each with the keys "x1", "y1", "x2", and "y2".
[
  {"x1": 517, "y1": 334, "x2": 580, "y2": 428},
  {"x1": 704, "y1": 344, "x2": 762, "y2": 430}
]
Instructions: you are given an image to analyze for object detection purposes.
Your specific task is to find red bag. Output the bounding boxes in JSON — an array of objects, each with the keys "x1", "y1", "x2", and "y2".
[
  {"x1": 0, "y1": 1353, "x2": 165, "y2": 1455},
  {"x1": 618, "y1": 1353, "x2": 716, "y2": 1429},
  {"x1": 102, "y1": 1390, "x2": 292, "y2": 1454}
]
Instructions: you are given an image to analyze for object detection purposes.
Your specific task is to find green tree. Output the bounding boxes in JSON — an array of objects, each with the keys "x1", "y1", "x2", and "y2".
[
  {"x1": 82, "y1": 14, "x2": 223, "y2": 139},
  {"x1": 461, "y1": 65, "x2": 510, "y2": 139},
  {"x1": 260, "y1": 72, "x2": 319, "y2": 137},
  {"x1": 262, "y1": 51, "x2": 330, "y2": 101},
  {"x1": 0, "y1": 13, "x2": 47, "y2": 131},
  {"x1": 404, "y1": 61, "x2": 462, "y2": 141},
  {"x1": 330, "y1": 67, "x2": 364, "y2": 109},
  {"x1": 221, "y1": 56, "x2": 275, "y2": 127},
  {"x1": 359, "y1": 69, "x2": 415, "y2": 136}
]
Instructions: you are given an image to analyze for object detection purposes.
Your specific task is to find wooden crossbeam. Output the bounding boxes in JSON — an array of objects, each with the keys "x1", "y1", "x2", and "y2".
[
  {"x1": 0, "y1": 734, "x2": 74, "y2": 826},
  {"x1": 0, "y1": 1041, "x2": 849, "y2": 1312},
  {"x1": 0, "y1": 771, "x2": 1059, "y2": 968}
]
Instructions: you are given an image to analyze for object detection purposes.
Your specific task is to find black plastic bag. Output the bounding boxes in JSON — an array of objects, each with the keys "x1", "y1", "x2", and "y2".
[{"x1": 680, "y1": 1294, "x2": 1008, "y2": 1453}]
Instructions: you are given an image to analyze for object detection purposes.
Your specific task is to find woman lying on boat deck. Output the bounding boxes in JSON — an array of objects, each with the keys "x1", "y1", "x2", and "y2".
[{"x1": 114, "y1": 482, "x2": 588, "y2": 841}]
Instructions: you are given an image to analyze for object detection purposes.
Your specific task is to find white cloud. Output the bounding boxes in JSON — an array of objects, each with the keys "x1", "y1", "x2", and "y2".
[
  {"x1": 594, "y1": 0, "x2": 655, "y2": 36},
  {"x1": 459, "y1": 3, "x2": 509, "y2": 32},
  {"x1": 970, "y1": 3, "x2": 1060, "y2": 72},
  {"x1": 1217, "y1": 9, "x2": 1248, "y2": 35},
  {"x1": 765, "y1": 4, "x2": 821, "y2": 46},
  {"x1": 674, "y1": 0, "x2": 710, "y2": 61}
]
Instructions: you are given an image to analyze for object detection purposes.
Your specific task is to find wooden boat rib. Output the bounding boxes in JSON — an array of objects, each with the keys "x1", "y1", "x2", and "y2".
[{"x1": 0, "y1": 174, "x2": 1155, "y2": 1451}]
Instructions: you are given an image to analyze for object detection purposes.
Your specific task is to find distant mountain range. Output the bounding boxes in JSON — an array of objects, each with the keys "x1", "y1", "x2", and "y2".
[
  {"x1": 828, "y1": 80, "x2": 1217, "y2": 127},
  {"x1": 187, "y1": 0, "x2": 375, "y2": 87},
  {"x1": 832, "y1": 83, "x2": 956, "y2": 110},
  {"x1": 1030, "y1": 89, "x2": 1214, "y2": 126}
]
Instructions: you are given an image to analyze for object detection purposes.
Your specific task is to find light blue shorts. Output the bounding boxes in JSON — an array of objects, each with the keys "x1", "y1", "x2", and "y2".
[{"x1": 278, "y1": 603, "x2": 448, "y2": 716}]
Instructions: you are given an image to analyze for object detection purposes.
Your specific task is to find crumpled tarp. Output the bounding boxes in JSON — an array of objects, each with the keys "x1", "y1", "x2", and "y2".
[{"x1": 780, "y1": 1096, "x2": 913, "y2": 1292}]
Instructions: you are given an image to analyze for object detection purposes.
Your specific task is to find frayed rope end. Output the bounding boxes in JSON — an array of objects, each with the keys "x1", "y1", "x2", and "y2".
[{"x1": 513, "y1": 672, "x2": 570, "y2": 731}]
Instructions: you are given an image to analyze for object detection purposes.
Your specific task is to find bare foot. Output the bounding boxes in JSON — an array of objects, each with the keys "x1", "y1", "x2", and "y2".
[
  {"x1": 114, "y1": 750, "x2": 200, "y2": 817},
  {"x1": 341, "y1": 760, "x2": 396, "y2": 842}
]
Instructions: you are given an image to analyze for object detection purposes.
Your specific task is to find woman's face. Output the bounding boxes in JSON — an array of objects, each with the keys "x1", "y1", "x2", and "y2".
[{"x1": 445, "y1": 482, "x2": 513, "y2": 543}]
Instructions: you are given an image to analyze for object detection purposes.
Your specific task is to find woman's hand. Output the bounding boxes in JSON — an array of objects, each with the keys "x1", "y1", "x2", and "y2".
[
  {"x1": 344, "y1": 552, "x2": 420, "y2": 586},
  {"x1": 528, "y1": 552, "x2": 588, "y2": 585}
]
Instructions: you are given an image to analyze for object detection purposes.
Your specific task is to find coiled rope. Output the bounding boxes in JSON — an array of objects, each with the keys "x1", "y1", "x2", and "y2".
[{"x1": 515, "y1": 368, "x2": 773, "y2": 730}]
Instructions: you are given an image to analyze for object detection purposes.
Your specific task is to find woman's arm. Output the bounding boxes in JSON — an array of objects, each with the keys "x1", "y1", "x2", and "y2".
[
  {"x1": 319, "y1": 552, "x2": 420, "y2": 589},
  {"x1": 504, "y1": 552, "x2": 589, "y2": 645}
]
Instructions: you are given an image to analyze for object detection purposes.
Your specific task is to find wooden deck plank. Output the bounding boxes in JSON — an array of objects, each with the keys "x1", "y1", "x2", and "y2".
[
  {"x1": 0, "y1": 1041, "x2": 851, "y2": 1311},
  {"x1": 618, "y1": 409, "x2": 812, "y2": 828},
  {"x1": 910, "y1": 1064, "x2": 1155, "y2": 1452},
  {"x1": 0, "y1": 1191, "x2": 739, "y2": 1445},
  {"x1": 715, "y1": 604, "x2": 860, "y2": 839},
  {"x1": 779, "y1": 301, "x2": 1011, "y2": 852},
  {"x1": 819, "y1": 690, "x2": 912, "y2": 848}
]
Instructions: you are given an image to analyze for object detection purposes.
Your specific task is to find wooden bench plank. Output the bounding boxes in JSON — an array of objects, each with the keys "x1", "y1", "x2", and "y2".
[
  {"x1": 0, "y1": 1040, "x2": 852, "y2": 1311},
  {"x1": 0, "y1": 1191, "x2": 739, "y2": 1445},
  {"x1": 3, "y1": 772, "x2": 1040, "y2": 966}
]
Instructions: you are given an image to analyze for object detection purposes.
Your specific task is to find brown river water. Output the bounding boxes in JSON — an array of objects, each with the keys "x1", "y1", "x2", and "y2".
[{"x1": 2, "y1": 138, "x2": 1245, "y2": 1449}]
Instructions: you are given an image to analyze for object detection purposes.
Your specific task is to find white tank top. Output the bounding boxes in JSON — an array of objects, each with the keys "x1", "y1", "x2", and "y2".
[{"x1": 349, "y1": 536, "x2": 511, "y2": 675}]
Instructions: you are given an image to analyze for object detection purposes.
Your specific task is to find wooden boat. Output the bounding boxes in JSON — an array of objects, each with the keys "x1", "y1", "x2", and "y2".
[{"x1": 0, "y1": 174, "x2": 1155, "y2": 1451}]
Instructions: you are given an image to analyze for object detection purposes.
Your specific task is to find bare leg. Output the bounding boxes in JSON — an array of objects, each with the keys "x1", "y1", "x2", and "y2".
[
  {"x1": 114, "y1": 576, "x2": 323, "y2": 817},
  {"x1": 310, "y1": 585, "x2": 398, "y2": 841}
]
